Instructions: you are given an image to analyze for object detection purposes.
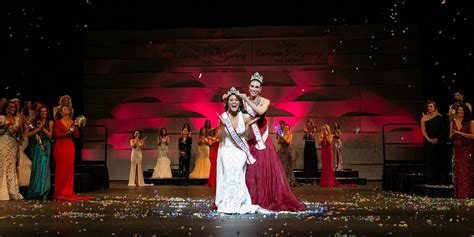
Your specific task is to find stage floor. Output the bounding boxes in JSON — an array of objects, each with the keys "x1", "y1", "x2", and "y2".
[{"x1": 1, "y1": 181, "x2": 473, "y2": 237}]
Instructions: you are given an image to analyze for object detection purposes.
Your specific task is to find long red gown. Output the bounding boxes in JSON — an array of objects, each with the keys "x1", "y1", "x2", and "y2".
[
  {"x1": 53, "y1": 120, "x2": 92, "y2": 201},
  {"x1": 245, "y1": 114, "x2": 307, "y2": 212},
  {"x1": 319, "y1": 139, "x2": 356, "y2": 187},
  {"x1": 452, "y1": 122, "x2": 474, "y2": 199},
  {"x1": 206, "y1": 140, "x2": 219, "y2": 187}
]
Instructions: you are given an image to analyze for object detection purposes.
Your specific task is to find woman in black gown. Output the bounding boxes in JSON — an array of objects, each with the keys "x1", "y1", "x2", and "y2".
[
  {"x1": 303, "y1": 119, "x2": 318, "y2": 178},
  {"x1": 420, "y1": 100, "x2": 447, "y2": 185}
]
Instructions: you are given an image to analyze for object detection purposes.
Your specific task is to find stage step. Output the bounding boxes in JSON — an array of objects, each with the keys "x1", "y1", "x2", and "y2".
[
  {"x1": 145, "y1": 178, "x2": 208, "y2": 186},
  {"x1": 383, "y1": 163, "x2": 425, "y2": 191},
  {"x1": 144, "y1": 177, "x2": 368, "y2": 186},
  {"x1": 412, "y1": 184, "x2": 454, "y2": 198},
  {"x1": 146, "y1": 169, "x2": 361, "y2": 179},
  {"x1": 293, "y1": 169, "x2": 359, "y2": 178},
  {"x1": 145, "y1": 169, "x2": 367, "y2": 186},
  {"x1": 296, "y1": 177, "x2": 367, "y2": 186}
]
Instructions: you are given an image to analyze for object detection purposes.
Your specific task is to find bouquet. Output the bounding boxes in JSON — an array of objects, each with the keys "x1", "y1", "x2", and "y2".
[{"x1": 275, "y1": 125, "x2": 284, "y2": 137}]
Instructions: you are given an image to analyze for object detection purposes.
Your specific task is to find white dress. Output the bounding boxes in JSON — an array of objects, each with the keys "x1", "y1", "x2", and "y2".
[
  {"x1": 215, "y1": 112, "x2": 261, "y2": 214},
  {"x1": 151, "y1": 140, "x2": 172, "y2": 179},
  {"x1": 0, "y1": 115, "x2": 24, "y2": 200},
  {"x1": 128, "y1": 142, "x2": 152, "y2": 186},
  {"x1": 189, "y1": 139, "x2": 211, "y2": 179},
  {"x1": 17, "y1": 138, "x2": 32, "y2": 186}
]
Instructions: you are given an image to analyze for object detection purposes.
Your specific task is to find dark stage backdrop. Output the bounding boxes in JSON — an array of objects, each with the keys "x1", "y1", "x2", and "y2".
[{"x1": 83, "y1": 26, "x2": 424, "y2": 180}]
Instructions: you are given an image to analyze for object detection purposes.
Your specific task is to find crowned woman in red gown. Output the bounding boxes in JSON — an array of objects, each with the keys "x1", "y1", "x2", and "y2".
[
  {"x1": 241, "y1": 73, "x2": 307, "y2": 212},
  {"x1": 53, "y1": 106, "x2": 91, "y2": 201}
]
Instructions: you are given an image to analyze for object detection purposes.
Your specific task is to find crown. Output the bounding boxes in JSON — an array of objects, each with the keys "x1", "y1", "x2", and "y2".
[
  {"x1": 250, "y1": 72, "x2": 264, "y2": 84},
  {"x1": 227, "y1": 87, "x2": 240, "y2": 96}
]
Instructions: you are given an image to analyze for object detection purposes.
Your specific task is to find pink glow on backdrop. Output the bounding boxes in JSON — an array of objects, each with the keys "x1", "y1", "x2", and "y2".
[
  {"x1": 82, "y1": 149, "x2": 104, "y2": 161},
  {"x1": 93, "y1": 70, "x2": 422, "y2": 149},
  {"x1": 289, "y1": 71, "x2": 351, "y2": 86},
  {"x1": 113, "y1": 88, "x2": 213, "y2": 103},
  {"x1": 361, "y1": 116, "x2": 418, "y2": 132},
  {"x1": 108, "y1": 134, "x2": 133, "y2": 149},
  {"x1": 361, "y1": 97, "x2": 419, "y2": 116}
]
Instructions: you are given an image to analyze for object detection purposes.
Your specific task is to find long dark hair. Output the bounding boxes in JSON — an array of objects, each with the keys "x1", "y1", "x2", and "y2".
[
  {"x1": 131, "y1": 130, "x2": 142, "y2": 139},
  {"x1": 224, "y1": 93, "x2": 247, "y2": 113},
  {"x1": 456, "y1": 104, "x2": 472, "y2": 126},
  {"x1": 199, "y1": 127, "x2": 206, "y2": 137},
  {"x1": 182, "y1": 123, "x2": 191, "y2": 133},
  {"x1": 159, "y1": 128, "x2": 168, "y2": 137},
  {"x1": 204, "y1": 120, "x2": 211, "y2": 129},
  {"x1": 34, "y1": 105, "x2": 50, "y2": 124}
]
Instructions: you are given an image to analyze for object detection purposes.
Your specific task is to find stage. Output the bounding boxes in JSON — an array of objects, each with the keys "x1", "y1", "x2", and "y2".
[{"x1": 1, "y1": 181, "x2": 473, "y2": 237}]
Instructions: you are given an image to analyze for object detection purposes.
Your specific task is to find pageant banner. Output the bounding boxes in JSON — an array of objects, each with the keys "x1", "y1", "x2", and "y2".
[
  {"x1": 252, "y1": 38, "x2": 327, "y2": 65},
  {"x1": 174, "y1": 37, "x2": 327, "y2": 66},
  {"x1": 174, "y1": 40, "x2": 252, "y2": 66}
]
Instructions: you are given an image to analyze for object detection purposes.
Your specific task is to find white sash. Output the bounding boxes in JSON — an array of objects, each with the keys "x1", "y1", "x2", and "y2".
[
  {"x1": 243, "y1": 101, "x2": 267, "y2": 150},
  {"x1": 222, "y1": 112, "x2": 256, "y2": 164}
]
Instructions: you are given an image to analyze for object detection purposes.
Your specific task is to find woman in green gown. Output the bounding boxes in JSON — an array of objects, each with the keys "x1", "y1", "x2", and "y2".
[{"x1": 27, "y1": 105, "x2": 54, "y2": 200}]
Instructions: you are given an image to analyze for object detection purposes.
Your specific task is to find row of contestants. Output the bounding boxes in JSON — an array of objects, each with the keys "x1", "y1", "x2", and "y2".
[
  {"x1": 127, "y1": 124, "x2": 220, "y2": 187},
  {"x1": 0, "y1": 100, "x2": 90, "y2": 201},
  {"x1": 131, "y1": 118, "x2": 345, "y2": 187}
]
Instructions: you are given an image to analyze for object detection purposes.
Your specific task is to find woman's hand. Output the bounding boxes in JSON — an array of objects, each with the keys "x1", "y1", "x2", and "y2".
[
  {"x1": 239, "y1": 93, "x2": 248, "y2": 101},
  {"x1": 247, "y1": 117, "x2": 259, "y2": 126},
  {"x1": 216, "y1": 113, "x2": 225, "y2": 127}
]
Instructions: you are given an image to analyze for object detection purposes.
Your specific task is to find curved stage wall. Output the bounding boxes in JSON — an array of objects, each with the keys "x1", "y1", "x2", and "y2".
[{"x1": 83, "y1": 26, "x2": 424, "y2": 180}]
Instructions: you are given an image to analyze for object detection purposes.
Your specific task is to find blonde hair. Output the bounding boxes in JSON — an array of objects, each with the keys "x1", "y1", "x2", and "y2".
[
  {"x1": 321, "y1": 124, "x2": 331, "y2": 134},
  {"x1": 59, "y1": 95, "x2": 73, "y2": 108},
  {"x1": 426, "y1": 100, "x2": 442, "y2": 117}
]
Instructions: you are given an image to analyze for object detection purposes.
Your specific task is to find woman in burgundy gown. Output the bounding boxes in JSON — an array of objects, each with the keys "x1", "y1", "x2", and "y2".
[
  {"x1": 240, "y1": 72, "x2": 307, "y2": 212},
  {"x1": 318, "y1": 124, "x2": 356, "y2": 187},
  {"x1": 53, "y1": 106, "x2": 91, "y2": 200},
  {"x1": 449, "y1": 104, "x2": 474, "y2": 199},
  {"x1": 206, "y1": 128, "x2": 219, "y2": 187}
]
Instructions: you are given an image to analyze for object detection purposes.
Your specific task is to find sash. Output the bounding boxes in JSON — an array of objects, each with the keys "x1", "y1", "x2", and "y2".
[
  {"x1": 222, "y1": 112, "x2": 256, "y2": 164},
  {"x1": 243, "y1": 101, "x2": 267, "y2": 150}
]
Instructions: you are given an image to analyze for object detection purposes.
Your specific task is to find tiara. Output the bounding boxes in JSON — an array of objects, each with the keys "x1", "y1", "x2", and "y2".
[
  {"x1": 250, "y1": 72, "x2": 263, "y2": 84},
  {"x1": 227, "y1": 87, "x2": 240, "y2": 96}
]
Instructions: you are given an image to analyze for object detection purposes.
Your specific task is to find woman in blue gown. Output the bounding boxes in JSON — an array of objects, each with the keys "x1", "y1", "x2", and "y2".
[{"x1": 26, "y1": 105, "x2": 53, "y2": 200}]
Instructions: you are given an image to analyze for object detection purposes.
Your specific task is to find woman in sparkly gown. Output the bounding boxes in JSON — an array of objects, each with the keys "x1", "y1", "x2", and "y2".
[
  {"x1": 128, "y1": 130, "x2": 152, "y2": 186},
  {"x1": 277, "y1": 123, "x2": 297, "y2": 187},
  {"x1": 151, "y1": 128, "x2": 172, "y2": 179},
  {"x1": 189, "y1": 127, "x2": 211, "y2": 179},
  {"x1": 450, "y1": 104, "x2": 474, "y2": 198},
  {"x1": 0, "y1": 101, "x2": 24, "y2": 200},
  {"x1": 332, "y1": 123, "x2": 343, "y2": 172}
]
